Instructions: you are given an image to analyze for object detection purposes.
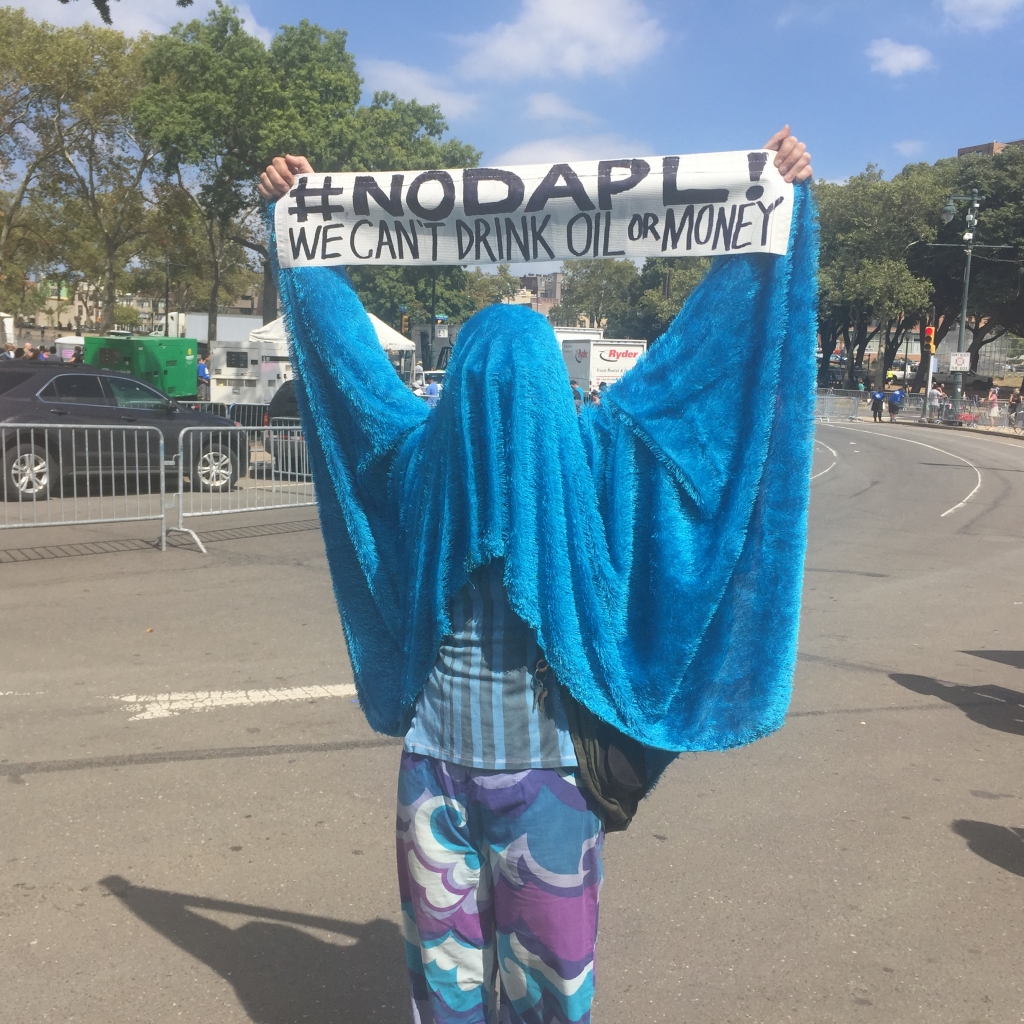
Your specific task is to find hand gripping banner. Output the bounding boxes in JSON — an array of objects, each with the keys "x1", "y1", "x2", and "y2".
[{"x1": 273, "y1": 150, "x2": 794, "y2": 269}]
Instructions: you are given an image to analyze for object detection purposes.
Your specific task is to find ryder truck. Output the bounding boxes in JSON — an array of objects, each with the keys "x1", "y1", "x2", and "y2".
[{"x1": 557, "y1": 329, "x2": 647, "y2": 392}]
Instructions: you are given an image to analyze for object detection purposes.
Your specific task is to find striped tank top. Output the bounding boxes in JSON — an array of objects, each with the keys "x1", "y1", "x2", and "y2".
[{"x1": 404, "y1": 560, "x2": 577, "y2": 770}]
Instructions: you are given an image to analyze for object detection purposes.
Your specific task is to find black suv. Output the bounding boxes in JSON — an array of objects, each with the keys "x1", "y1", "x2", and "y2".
[{"x1": 0, "y1": 363, "x2": 244, "y2": 500}]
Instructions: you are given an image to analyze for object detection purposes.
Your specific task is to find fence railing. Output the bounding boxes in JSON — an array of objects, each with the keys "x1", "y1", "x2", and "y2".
[
  {"x1": 815, "y1": 394, "x2": 861, "y2": 421},
  {"x1": 1, "y1": 424, "x2": 167, "y2": 547},
  {"x1": 168, "y1": 425, "x2": 316, "y2": 552}
]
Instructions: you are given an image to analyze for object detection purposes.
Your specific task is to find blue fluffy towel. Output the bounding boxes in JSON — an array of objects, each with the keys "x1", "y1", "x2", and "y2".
[{"x1": 272, "y1": 183, "x2": 818, "y2": 753}]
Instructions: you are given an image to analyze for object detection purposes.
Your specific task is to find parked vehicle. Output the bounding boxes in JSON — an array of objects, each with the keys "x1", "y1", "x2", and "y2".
[
  {"x1": 0, "y1": 363, "x2": 243, "y2": 500},
  {"x1": 560, "y1": 337, "x2": 647, "y2": 392}
]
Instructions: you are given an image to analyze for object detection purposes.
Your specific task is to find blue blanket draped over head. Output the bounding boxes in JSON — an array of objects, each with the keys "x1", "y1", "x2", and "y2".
[{"x1": 271, "y1": 183, "x2": 818, "y2": 752}]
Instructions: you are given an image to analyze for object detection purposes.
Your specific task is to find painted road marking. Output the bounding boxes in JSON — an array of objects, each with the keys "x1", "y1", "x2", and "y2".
[
  {"x1": 811, "y1": 438, "x2": 838, "y2": 480},
  {"x1": 821, "y1": 424, "x2": 982, "y2": 517},
  {"x1": 111, "y1": 684, "x2": 357, "y2": 721}
]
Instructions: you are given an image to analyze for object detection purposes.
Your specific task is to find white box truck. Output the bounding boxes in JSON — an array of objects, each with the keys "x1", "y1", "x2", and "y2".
[{"x1": 560, "y1": 335, "x2": 647, "y2": 391}]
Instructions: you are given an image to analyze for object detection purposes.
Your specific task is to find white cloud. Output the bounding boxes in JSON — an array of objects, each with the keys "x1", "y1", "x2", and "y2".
[
  {"x1": 941, "y1": 0, "x2": 1024, "y2": 30},
  {"x1": 894, "y1": 140, "x2": 926, "y2": 156},
  {"x1": 457, "y1": 0, "x2": 664, "y2": 81},
  {"x1": 490, "y1": 133, "x2": 653, "y2": 166},
  {"x1": 360, "y1": 60, "x2": 480, "y2": 119},
  {"x1": 524, "y1": 92, "x2": 597, "y2": 122},
  {"x1": 866, "y1": 38, "x2": 934, "y2": 77},
  {"x1": 24, "y1": 0, "x2": 273, "y2": 44}
]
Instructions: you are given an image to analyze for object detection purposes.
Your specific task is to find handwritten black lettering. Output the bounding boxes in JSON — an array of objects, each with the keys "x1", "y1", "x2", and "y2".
[
  {"x1": 353, "y1": 175, "x2": 404, "y2": 217},
  {"x1": 598, "y1": 159, "x2": 650, "y2": 210},
  {"x1": 732, "y1": 203, "x2": 755, "y2": 249},
  {"x1": 321, "y1": 224, "x2": 344, "y2": 260},
  {"x1": 464, "y1": 168, "x2": 525, "y2": 215},
  {"x1": 407, "y1": 171, "x2": 456, "y2": 220},
  {"x1": 712, "y1": 205, "x2": 737, "y2": 251},
  {"x1": 694, "y1": 204, "x2": 715, "y2": 246},
  {"x1": 525, "y1": 164, "x2": 595, "y2": 213},
  {"x1": 642, "y1": 212, "x2": 660, "y2": 240},
  {"x1": 661, "y1": 205, "x2": 694, "y2": 251},
  {"x1": 395, "y1": 220, "x2": 419, "y2": 260},
  {"x1": 289, "y1": 225, "x2": 322, "y2": 260},
  {"x1": 602, "y1": 212, "x2": 624, "y2": 256},
  {"x1": 288, "y1": 176, "x2": 344, "y2": 222},
  {"x1": 747, "y1": 151, "x2": 768, "y2": 182},
  {"x1": 474, "y1": 219, "x2": 496, "y2": 261},
  {"x1": 456, "y1": 220, "x2": 475, "y2": 260},
  {"x1": 592, "y1": 209, "x2": 600, "y2": 256},
  {"x1": 567, "y1": 212, "x2": 593, "y2": 255},
  {"x1": 627, "y1": 214, "x2": 644, "y2": 242},
  {"x1": 493, "y1": 218, "x2": 504, "y2": 260},
  {"x1": 349, "y1": 219, "x2": 373, "y2": 259},
  {"x1": 757, "y1": 197, "x2": 784, "y2": 246},
  {"x1": 375, "y1": 222, "x2": 397, "y2": 260},
  {"x1": 418, "y1": 221, "x2": 444, "y2": 262},
  {"x1": 530, "y1": 215, "x2": 555, "y2": 259},
  {"x1": 662, "y1": 157, "x2": 728, "y2": 206},
  {"x1": 505, "y1": 217, "x2": 530, "y2": 261}
]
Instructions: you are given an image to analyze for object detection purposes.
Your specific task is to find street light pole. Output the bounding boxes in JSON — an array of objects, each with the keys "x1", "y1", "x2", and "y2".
[{"x1": 941, "y1": 189, "x2": 982, "y2": 404}]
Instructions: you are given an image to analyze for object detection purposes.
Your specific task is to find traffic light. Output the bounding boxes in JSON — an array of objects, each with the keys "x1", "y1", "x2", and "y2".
[
  {"x1": 401, "y1": 314, "x2": 409, "y2": 335},
  {"x1": 922, "y1": 325, "x2": 935, "y2": 354}
]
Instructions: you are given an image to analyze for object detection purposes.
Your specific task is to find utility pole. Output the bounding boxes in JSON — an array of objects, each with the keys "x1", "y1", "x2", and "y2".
[
  {"x1": 940, "y1": 190, "x2": 981, "y2": 406},
  {"x1": 429, "y1": 271, "x2": 437, "y2": 371}
]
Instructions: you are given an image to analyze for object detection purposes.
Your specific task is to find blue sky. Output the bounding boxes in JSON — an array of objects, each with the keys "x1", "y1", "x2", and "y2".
[{"x1": 27, "y1": 0, "x2": 1024, "y2": 182}]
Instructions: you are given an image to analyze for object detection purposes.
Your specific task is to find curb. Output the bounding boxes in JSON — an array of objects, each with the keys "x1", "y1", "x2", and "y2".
[{"x1": 850, "y1": 417, "x2": 1024, "y2": 445}]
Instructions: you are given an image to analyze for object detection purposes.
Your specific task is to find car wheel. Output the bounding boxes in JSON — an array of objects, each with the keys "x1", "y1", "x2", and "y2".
[
  {"x1": 192, "y1": 445, "x2": 238, "y2": 493},
  {"x1": 3, "y1": 443, "x2": 53, "y2": 501}
]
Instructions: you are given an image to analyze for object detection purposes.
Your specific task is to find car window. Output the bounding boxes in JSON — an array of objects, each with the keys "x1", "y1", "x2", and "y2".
[
  {"x1": 40, "y1": 374, "x2": 109, "y2": 404},
  {"x1": 104, "y1": 377, "x2": 168, "y2": 410}
]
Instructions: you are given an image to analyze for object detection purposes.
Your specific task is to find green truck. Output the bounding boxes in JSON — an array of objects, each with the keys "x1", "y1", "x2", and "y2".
[{"x1": 83, "y1": 335, "x2": 200, "y2": 397}]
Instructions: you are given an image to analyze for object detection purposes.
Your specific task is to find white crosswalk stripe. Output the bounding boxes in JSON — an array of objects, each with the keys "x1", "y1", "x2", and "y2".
[{"x1": 111, "y1": 684, "x2": 357, "y2": 720}]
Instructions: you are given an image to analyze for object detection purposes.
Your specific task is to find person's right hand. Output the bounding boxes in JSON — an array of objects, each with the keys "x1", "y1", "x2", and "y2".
[{"x1": 258, "y1": 155, "x2": 315, "y2": 201}]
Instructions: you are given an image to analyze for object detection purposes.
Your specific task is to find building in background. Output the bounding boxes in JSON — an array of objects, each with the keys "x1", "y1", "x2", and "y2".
[
  {"x1": 957, "y1": 139, "x2": 1024, "y2": 157},
  {"x1": 511, "y1": 272, "x2": 563, "y2": 317}
]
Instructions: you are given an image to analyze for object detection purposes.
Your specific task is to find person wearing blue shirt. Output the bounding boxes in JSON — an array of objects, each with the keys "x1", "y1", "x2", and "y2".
[
  {"x1": 196, "y1": 355, "x2": 210, "y2": 400},
  {"x1": 888, "y1": 387, "x2": 904, "y2": 422}
]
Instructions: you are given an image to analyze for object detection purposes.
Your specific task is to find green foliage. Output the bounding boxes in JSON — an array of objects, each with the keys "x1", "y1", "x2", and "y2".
[
  {"x1": 113, "y1": 302, "x2": 141, "y2": 328},
  {"x1": 551, "y1": 256, "x2": 707, "y2": 339}
]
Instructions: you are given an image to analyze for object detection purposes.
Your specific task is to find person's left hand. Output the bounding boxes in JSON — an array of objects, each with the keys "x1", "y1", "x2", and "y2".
[{"x1": 764, "y1": 126, "x2": 813, "y2": 183}]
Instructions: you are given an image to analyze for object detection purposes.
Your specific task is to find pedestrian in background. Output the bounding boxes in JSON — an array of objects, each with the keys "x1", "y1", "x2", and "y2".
[
  {"x1": 888, "y1": 386, "x2": 903, "y2": 422},
  {"x1": 870, "y1": 387, "x2": 885, "y2": 423},
  {"x1": 424, "y1": 379, "x2": 439, "y2": 409},
  {"x1": 988, "y1": 386, "x2": 1000, "y2": 427},
  {"x1": 69, "y1": 347, "x2": 83, "y2": 365},
  {"x1": 196, "y1": 354, "x2": 210, "y2": 400},
  {"x1": 570, "y1": 380, "x2": 583, "y2": 412},
  {"x1": 21, "y1": 342, "x2": 35, "y2": 360},
  {"x1": 1008, "y1": 390, "x2": 1020, "y2": 429},
  {"x1": 1, "y1": 342, "x2": 14, "y2": 360}
]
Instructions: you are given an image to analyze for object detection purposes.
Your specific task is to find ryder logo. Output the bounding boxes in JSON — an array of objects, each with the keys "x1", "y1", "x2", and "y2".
[{"x1": 599, "y1": 349, "x2": 641, "y2": 362}]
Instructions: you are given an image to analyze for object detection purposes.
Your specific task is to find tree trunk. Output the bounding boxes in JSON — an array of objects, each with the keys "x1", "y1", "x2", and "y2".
[{"x1": 207, "y1": 261, "x2": 220, "y2": 344}]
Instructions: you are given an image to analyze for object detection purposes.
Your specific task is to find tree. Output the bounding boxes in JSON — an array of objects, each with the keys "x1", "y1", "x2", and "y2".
[
  {"x1": 550, "y1": 259, "x2": 639, "y2": 331},
  {"x1": 0, "y1": 11, "x2": 69, "y2": 341},
  {"x1": 136, "y1": 3, "x2": 298, "y2": 340},
  {"x1": 815, "y1": 164, "x2": 946, "y2": 388},
  {"x1": 42, "y1": 23, "x2": 157, "y2": 332},
  {"x1": 907, "y1": 148, "x2": 1024, "y2": 373}
]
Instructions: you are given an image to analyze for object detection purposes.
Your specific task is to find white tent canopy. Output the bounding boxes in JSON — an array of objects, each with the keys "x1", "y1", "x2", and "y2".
[{"x1": 249, "y1": 315, "x2": 415, "y2": 353}]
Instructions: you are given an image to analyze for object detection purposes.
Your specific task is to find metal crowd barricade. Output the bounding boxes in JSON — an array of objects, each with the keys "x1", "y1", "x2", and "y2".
[
  {"x1": 169, "y1": 423, "x2": 316, "y2": 552},
  {"x1": 816, "y1": 394, "x2": 860, "y2": 422},
  {"x1": 0, "y1": 424, "x2": 167, "y2": 548}
]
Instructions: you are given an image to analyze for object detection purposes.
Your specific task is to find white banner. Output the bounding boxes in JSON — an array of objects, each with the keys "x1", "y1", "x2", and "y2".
[{"x1": 274, "y1": 150, "x2": 794, "y2": 269}]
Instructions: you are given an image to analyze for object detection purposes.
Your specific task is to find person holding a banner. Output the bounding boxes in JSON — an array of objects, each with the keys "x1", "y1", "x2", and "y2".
[{"x1": 259, "y1": 127, "x2": 814, "y2": 1024}]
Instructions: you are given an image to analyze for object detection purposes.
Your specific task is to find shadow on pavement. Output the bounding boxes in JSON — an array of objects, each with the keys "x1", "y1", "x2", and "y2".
[
  {"x1": 951, "y1": 821, "x2": 1024, "y2": 878},
  {"x1": 962, "y1": 650, "x2": 1024, "y2": 670},
  {"x1": 889, "y1": 674, "x2": 1024, "y2": 737},
  {"x1": 99, "y1": 875, "x2": 407, "y2": 1024}
]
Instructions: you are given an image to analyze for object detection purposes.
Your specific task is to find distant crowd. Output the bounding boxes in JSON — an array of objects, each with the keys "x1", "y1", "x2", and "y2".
[{"x1": 2, "y1": 341, "x2": 83, "y2": 363}]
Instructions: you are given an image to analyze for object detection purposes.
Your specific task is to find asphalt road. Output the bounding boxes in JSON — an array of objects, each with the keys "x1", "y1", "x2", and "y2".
[{"x1": 2, "y1": 421, "x2": 1023, "y2": 1024}]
